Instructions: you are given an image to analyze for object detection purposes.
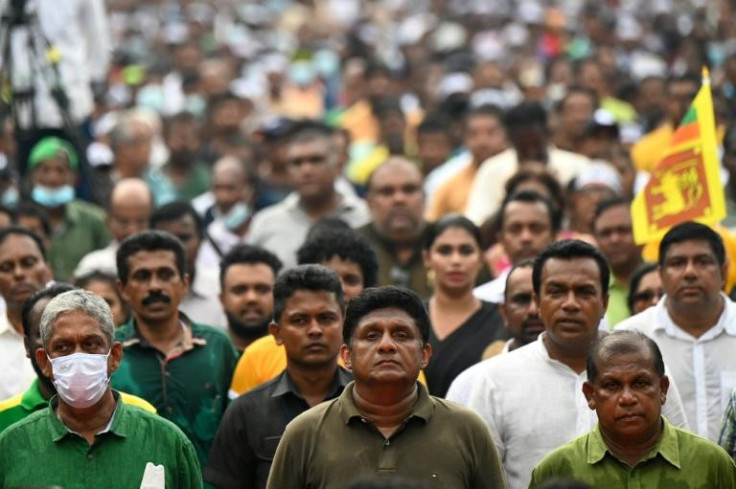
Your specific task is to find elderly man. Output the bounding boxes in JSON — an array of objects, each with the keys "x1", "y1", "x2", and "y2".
[
  {"x1": 358, "y1": 157, "x2": 431, "y2": 298},
  {"x1": 111, "y1": 230, "x2": 238, "y2": 467},
  {"x1": 447, "y1": 240, "x2": 687, "y2": 489},
  {"x1": 0, "y1": 227, "x2": 52, "y2": 399},
  {"x1": 0, "y1": 289, "x2": 202, "y2": 488},
  {"x1": 206, "y1": 265, "x2": 351, "y2": 489},
  {"x1": 530, "y1": 331, "x2": 736, "y2": 487},
  {"x1": 247, "y1": 120, "x2": 370, "y2": 269},
  {"x1": 0, "y1": 284, "x2": 154, "y2": 432},
  {"x1": 617, "y1": 222, "x2": 736, "y2": 442},
  {"x1": 74, "y1": 178, "x2": 153, "y2": 278},
  {"x1": 266, "y1": 286, "x2": 506, "y2": 488}
]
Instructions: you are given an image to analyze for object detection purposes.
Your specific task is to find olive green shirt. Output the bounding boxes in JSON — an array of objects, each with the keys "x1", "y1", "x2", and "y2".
[
  {"x1": 48, "y1": 199, "x2": 110, "y2": 281},
  {"x1": 0, "y1": 393, "x2": 202, "y2": 489},
  {"x1": 529, "y1": 418, "x2": 736, "y2": 489},
  {"x1": 266, "y1": 381, "x2": 507, "y2": 489}
]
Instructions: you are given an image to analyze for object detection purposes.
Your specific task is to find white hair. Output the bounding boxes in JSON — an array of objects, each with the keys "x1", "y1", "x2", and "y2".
[{"x1": 40, "y1": 289, "x2": 115, "y2": 349}]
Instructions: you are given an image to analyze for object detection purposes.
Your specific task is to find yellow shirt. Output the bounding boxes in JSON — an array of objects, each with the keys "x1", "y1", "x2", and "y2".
[
  {"x1": 426, "y1": 164, "x2": 477, "y2": 222},
  {"x1": 229, "y1": 334, "x2": 428, "y2": 397}
]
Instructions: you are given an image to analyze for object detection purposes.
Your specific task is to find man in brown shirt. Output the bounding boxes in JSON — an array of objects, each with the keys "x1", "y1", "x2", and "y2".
[{"x1": 266, "y1": 286, "x2": 507, "y2": 489}]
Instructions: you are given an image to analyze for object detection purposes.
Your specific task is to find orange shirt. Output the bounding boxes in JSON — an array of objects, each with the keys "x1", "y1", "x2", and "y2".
[{"x1": 425, "y1": 164, "x2": 477, "y2": 222}]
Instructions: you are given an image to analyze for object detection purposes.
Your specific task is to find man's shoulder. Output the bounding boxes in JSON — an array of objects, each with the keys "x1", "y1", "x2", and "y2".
[
  {"x1": 475, "y1": 149, "x2": 515, "y2": 175},
  {"x1": 118, "y1": 402, "x2": 191, "y2": 444},
  {"x1": 0, "y1": 406, "x2": 51, "y2": 442},
  {"x1": 674, "y1": 424, "x2": 735, "y2": 462},
  {"x1": 532, "y1": 431, "x2": 589, "y2": 477},
  {"x1": 284, "y1": 397, "x2": 339, "y2": 436},
  {"x1": 615, "y1": 307, "x2": 658, "y2": 334},
  {"x1": 190, "y1": 321, "x2": 232, "y2": 343},
  {"x1": 69, "y1": 199, "x2": 106, "y2": 220},
  {"x1": 429, "y1": 396, "x2": 490, "y2": 430}
]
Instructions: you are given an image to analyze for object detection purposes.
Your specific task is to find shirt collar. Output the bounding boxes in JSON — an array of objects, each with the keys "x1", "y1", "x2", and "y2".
[
  {"x1": 64, "y1": 200, "x2": 81, "y2": 226},
  {"x1": 20, "y1": 378, "x2": 47, "y2": 412},
  {"x1": 587, "y1": 417, "x2": 681, "y2": 469},
  {"x1": 0, "y1": 312, "x2": 15, "y2": 336},
  {"x1": 119, "y1": 314, "x2": 207, "y2": 357},
  {"x1": 49, "y1": 391, "x2": 126, "y2": 443},
  {"x1": 656, "y1": 293, "x2": 736, "y2": 338},
  {"x1": 272, "y1": 367, "x2": 352, "y2": 400},
  {"x1": 338, "y1": 381, "x2": 434, "y2": 425}
]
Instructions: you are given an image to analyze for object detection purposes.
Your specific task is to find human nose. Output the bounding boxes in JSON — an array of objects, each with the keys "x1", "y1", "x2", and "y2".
[
  {"x1": 561, "y1": 291, "x2": 581, "y2": 311},
  {"x1": 618, "y1": 385, "x2": 637, "y2": 406},
  {"x1": 526, "y1": 297, "x2": 539, "y2": 317},
  {"x1": 683, "y1": 260, "x2": 698, "y2": 279},
  {"x1": 377, "y1": 331, "x2": 397, "y2": 352},
  {"x1": 307, "y1": 319, "x2": 324, "y2": 337}
]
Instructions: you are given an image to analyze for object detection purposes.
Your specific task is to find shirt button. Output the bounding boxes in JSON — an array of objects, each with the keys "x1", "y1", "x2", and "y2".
[
  {"x1": 384, "y1": 440, "x2": 390, "y2": 446},
  {"x1": 87, "y1": 454, "x2": 93, "y2": 460}
]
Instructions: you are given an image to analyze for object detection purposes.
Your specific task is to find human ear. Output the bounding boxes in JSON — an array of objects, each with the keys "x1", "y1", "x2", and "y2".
[{"x1": 582, "y1": 381, "x2": 597, "y2": 411}]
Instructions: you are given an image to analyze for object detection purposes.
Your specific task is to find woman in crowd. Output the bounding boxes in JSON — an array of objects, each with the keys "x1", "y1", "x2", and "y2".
[
  {"x1": 626, "y1": 262, "x2": 664, "y2": 316},
  {"x1": 423, "y1": 214, "x2": 509, "y2": 397}
]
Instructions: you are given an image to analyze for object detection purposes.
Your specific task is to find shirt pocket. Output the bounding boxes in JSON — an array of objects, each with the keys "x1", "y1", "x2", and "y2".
[{"x1": 257, "y1": 435, "x2": 282, "y2": 461}]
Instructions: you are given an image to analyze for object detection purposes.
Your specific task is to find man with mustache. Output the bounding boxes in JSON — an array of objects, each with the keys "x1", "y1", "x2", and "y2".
[
  {"x1": 218, "y1": 244, "x2": 282, "y2": 353},
  {"x1": 205, "y1": 265, "x2": 350, "y2": 489},
  {"x1": 447, "y1": 240, "x2": 687, "y2": 489},
  {"x1": 0, "y1": 227, "x2": 52, "y2": 400},
  {"x1": 618, "y1": 222, "x2": 736, "y2": 442},
  {"x1": 111, "y1": 230, "x2": 238, "y2": 468},
  {"x1": 358, "y1": 157, "x2": 431, "y2": 298}
]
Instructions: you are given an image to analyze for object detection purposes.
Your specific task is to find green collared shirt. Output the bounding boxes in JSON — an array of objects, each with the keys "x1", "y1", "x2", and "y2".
[
  {"x1": 266, "y1": 381, "x2": 507, "y2": 489},
  {"x1": 48, "y1": 199, "x2": 110, "y2": 281},
  {"x1": 111, "y1": 316, "x2": 238, "y2": 468},
  {"x1": 529, "y1": 418, "x2": 736, "y2": 488},
  {"x1": 0, "y1": 393, "x2": 202, "y2": 489},
  {"x1": 606, "y1": 274, "x2": 631, "y2": 328}
]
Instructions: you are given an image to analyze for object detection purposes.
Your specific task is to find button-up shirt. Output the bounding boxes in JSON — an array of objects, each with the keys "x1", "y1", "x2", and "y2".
[
  {"x1": 446, "y1": 335, "x2": 689, "y2": 489},
  {"x1": 205, "y1": 368, "x2": 352, "y2": 489},
  {"x1": 617, "y1": 294, "x2": 736, "y2": 441},
  {"x1": 247, "y1": 190, "x2": 371, "y2": 270},
  {"x1": 530, "y1": 417, "x2": 736, "y2": 488},
  {"x1": 0, "y1": 313, "x2": 35, "y2": 401},
  {"x1": 0, "y1": 393, "x2": 202, "y2": 489}
]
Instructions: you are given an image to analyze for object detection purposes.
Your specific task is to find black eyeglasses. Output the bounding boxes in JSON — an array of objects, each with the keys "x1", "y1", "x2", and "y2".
[{"x1": 632, "y1": 289, "x2": 664, "y2": 304}]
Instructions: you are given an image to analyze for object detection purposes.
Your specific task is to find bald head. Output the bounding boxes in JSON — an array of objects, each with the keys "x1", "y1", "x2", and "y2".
[
  {"x1": 213, "y1": 156, "x2": 247, "y2": 182},
  {"x1": 366, "y1": 157, "x2": 422, "y2": 193},
  {"x1": 587, "y1": 331, "x2": 665, "y2": 383},
  {"x1": 212, "y1": 156, "x2": 254, "y2": 213},
  {"x1": 108, "y1": 178, "x2": 153, "y2": 242}
]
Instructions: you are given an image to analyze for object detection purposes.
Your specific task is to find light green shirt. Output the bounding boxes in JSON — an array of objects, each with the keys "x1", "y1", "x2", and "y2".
[
  {"x1": 529, "y1": 417, "x2": 736, "y2": 489},
  {"x1": 606, "y1": 274, "x2": 630, "y2": 328}
]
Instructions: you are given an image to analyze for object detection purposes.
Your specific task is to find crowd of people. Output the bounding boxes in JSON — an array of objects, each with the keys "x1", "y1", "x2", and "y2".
[{"x1": 2, "y1": 0, "x2": 736, "y2": 488}]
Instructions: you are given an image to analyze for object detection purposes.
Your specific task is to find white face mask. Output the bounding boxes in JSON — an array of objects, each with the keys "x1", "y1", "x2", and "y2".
[{"x1": 48, "y1": 351, "x2": 111, "y2": 409}]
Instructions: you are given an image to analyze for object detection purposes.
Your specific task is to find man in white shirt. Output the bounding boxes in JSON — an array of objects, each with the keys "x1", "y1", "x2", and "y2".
[
  {"x1": 0, "y1": 227, "x2": 52, "y2": 400},
  {"x1": 617, "y1": 221, "x2": 736, "y2": 442},
  {"x1": 247, "y1": 121, "x2": 371, "y2": 270},
  {"x1": 465, "y1": 101, "x2": 590, "y2": 225},
  {"x1": 447, "y1": 239, "x2": 688, "y2": 489}
]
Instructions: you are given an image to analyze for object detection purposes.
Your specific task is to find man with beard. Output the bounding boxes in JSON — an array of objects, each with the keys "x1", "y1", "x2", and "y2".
[
  {"x1": 162, "y1": 112, "x2": 211, "y2": 201},
  {"x1": 0, "y1": 284, "x2": 155, "y2": 432},
  {"x1": 358, "y1": 157, "x2": 431, "y2": 298},
  {"x1": 219, "y1": 244, "x2": 282, "y2": 353},
  {"x1": 0, "y1": 227, "x2": 52, "y2": 399},
  {"x1": 111, "y1": 230, "x2": 238, "y2": 467},
  {"x1": 205, "y1": 265, "x2": 351, "y2": 489}
]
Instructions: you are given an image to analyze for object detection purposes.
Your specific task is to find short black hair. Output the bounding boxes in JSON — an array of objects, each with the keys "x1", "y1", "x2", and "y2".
[
  {"x1": 504, "y1": 170, "x2": 565, "y2": 212},
  {"x1": 424, "y1": 214, "x2": 482, "y2": 250},
  {"x1": 587, "y1": 331, "x2": 665, "y2": 382},
  {"x1": 219, "y1": 244, "x2": 283, "y2": 289},
  {"x1": 504, "y1": 258, "x2": 535, "y2": 301},
  {"x1": 272, "y1": 264, "x2": 345, "y2": 324},
  {"x1": 21, "y1": 283, "x2": 77, "y2": 338},
  {"x1": 417, "y1": 113, "x2": 451, "y2": 136},
  {"x1": 666, "y1": 72, "x2": 701, "y2": 91},
  {"x1": 343, "y1": 286, "x2": 430, "y2": 345},
  {"x1": 304, "y1": 217, "x2": 351, "y2": 243},
  {"x1": 592, "y1": 197, "x2": 631, "y2": 227},
  {"x1": 466, "y1": 104, "x2": 504, "y2": 126},
  {"x1": 555, "y1": 86, "x2": 598, "y2": 115},
  {"x1": 627, "y1": 262, "x2": 659, "y2": 313},
  {"x1": 504, "y1": 101, "x2": 548, "y2": 132},
  {"x1": 498, "y1": 190, "x2": 562, "y2": 234},
  {"x1": 116, "y1": 230, "x2": 187, "y2": 285},
  {"x1": 15, "y1": 202, "x2": 52, "y2": 239},
  {"x1": 284, "y1": 119, "x2": 335, "y2": 146},
  {"x1": 163, "y1": 111, "x2": 199, "y2": 138},
  {"x1": 150, "y1": 201, "x2": 204, "y2": 238},
  {"x1": 532, "y1": 240, "x2": 610, "y2": 296},
  {"x1": 658, "y1": 221, "x2": 725, "y2": 267},
  {"x1": 297, "y1": 228, "x2": 379, "y2": 288},
  {"x1": 0, "y1": 225, "x2": 46, "y2": 259}
]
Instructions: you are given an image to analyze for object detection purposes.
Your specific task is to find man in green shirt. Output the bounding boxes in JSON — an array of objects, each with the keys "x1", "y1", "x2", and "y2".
[
  {"x1": 530, "y1": 331, "x2": 736, "y2": 488},
  {"x1": 0, "y1": 289, "x2": 202, "y2": 488},
  {"x1": 27, "y1": 137, "x2": 110, "y2": 281},
  {"x1": 0, "y1": 284, "x2": 155, "y2": 433},
  {"x1": 267, "y1": 286, "x2": 506, "y2": 489},
  {"x1": 592, "y1": 198, "x2": 642, "y2": 327},
  {"x1": 111, "y1": 230, "x2": 238, "y2": 467}
]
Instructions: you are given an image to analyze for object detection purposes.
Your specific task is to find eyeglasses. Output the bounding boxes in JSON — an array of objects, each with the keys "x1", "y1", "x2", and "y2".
[{"x1": 632, "y1": 289, "x2": 664, "y2": 304}]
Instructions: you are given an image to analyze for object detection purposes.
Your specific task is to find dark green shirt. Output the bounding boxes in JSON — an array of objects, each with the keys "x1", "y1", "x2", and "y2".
[
  {"x1": 111, "y1": 316, "x2": 238, "y2": 468},
  {"x1": 0, "y1": 393, "x2": 202, "y2": 489},
  {"x1": 529, "y1": 418, "x2": 736, "y2": 489},
  {"x1": 266, "y1": 381, "x2": 507, "y2": 489},
  {"x1": 48, "y1": 199, "x2": 110, "y2": 281}
]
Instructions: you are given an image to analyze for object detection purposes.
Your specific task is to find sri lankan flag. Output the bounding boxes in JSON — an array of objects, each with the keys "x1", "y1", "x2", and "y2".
[{"x1": 631, "y1": 67, "x2": 726, "y2": 244}]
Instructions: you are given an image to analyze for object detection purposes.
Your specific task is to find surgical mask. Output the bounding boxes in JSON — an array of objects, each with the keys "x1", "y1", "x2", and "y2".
[
  {"x1": 49, "y1": 351, "x2": 111, "y2": 409},
  {"x1": 2, "y1": 187, "x2": 19, "y2": 207},
  {"x1": 32, "y1": 185, "x2": 75, "y2": 208},
  {"x1": 185, "y1": 95, "x2": 207, "y2": 117},
  {"x1": 221, "y1": 202, "x2": 251, "y2": 231}
]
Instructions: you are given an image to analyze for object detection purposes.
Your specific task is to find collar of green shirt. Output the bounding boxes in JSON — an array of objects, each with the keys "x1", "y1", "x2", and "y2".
[
  {"x1": 20, "y1": 378, "x2": 47, "y2": 413},
  {"x1": 117, "y1": 314, "x2": 208, "y2": 356},
  {"x1": 48, "y1": 391, "x2": 128, "y2": 443},
  {"x1": 271, "y1": 367, "x2": 352, "y2": 401},
  {"x1": 587, "y1": 417, "x2": 681, "y2": 469},
  {"x1": 338, "y1": 381, "x2": 434, "y2": 425}
]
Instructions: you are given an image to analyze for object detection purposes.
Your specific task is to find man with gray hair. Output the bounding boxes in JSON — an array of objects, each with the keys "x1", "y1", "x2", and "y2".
[{"x1": 0, "y1": 289, "x2": 202, "y2": 488}]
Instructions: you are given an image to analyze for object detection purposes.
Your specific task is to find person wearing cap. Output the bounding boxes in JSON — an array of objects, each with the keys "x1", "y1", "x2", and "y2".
[
  {"x1": 566, "y1": 161, "x2": 622, "y2": 235},
  {"x1": 27, "y1": 137, "x2": 109, "y2": 282}
]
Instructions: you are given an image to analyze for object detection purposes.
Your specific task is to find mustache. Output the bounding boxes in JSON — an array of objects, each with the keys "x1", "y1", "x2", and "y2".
[{"x1": 142, "y1": 291, "x2": 171, "y2": 306}]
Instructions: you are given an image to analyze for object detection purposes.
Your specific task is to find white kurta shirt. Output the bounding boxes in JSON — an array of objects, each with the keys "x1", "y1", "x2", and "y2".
[
  {"x1": 446, "y1": 334, "x2": 689, "y2": 489},
  {"x1": 0, "y1": 313, "x2": 36, "y2": 401},
  {"x1": 617, "y1": 294, "x2": 736, "y2": 441}
]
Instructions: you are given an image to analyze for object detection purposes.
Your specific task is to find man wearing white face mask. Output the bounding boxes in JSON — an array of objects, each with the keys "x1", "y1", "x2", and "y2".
[
  {"x1": 27, "y1": 137, "x2": 109, "y2": 282},
  {"x1": 0, "y1": 289, "x2": 202, "y2": 488}
]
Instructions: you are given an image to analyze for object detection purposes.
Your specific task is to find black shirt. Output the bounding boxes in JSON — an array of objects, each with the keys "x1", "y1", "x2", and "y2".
[{"x1": 204, "y1": 367, "x2": 353, "y2": 489}]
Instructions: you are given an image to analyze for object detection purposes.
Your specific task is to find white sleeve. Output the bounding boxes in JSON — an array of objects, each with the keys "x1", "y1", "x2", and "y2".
[
  {"x1": 80, "y1": 0, "x2": 111, "y2": 82},
  {"x1": 662, "y1": 364, "x2": 691, "y2": 431}
]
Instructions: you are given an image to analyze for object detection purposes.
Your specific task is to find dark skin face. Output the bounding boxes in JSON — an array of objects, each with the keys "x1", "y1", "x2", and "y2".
[
  {"x1": 464, "y1": 114, "x2": 507, "y2": 166},
  {"x1": 501, "y1": 266, "x2": 545, "y2": 345},
  {"x1": 0, "y1": 235, "x2": 51, "y2": 310},
  {"x1": 220, "y1": 263, "x2": 275, "y2": 333},
  {"x1": 593, "y1": 205, "x2": 641, "y2": 272},
  {"x1": 153, "y1": 216, "x2": 202, "y2": 275},
  {"x1": 24, "y1": 297, "x2": 55, "y2": 395},
  {"x1": 286, "y1": 137, "x2": 338, "y2": 205},
  {"x1": 509, "y1": 125, "x2": 548, "y2": 163}
]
